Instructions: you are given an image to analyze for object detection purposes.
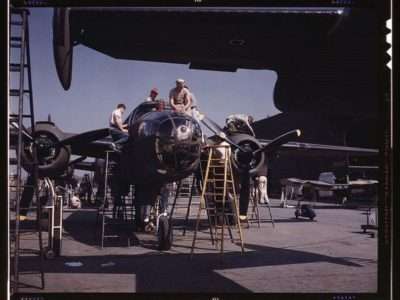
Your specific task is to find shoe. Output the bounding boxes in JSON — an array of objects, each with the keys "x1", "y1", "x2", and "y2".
[
  {"x1": 144, "y1": 221, "x2": 155, "y2": 233},
  {"x1": 17, "y1": 215, "x2": 27, "y2": 221}
]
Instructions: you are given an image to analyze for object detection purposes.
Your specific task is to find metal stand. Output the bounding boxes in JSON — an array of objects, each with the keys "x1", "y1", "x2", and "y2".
[
  {"x1": 95, "y1": 151, "x2": 134, "y2": 248},
  {"x1": 168, "y1": 175, "x2": 197, "y2": 236},
  {"x1": 190, "y1": 145, "x2": 244, "y2": 258},
  {"x1": 182, "y1": 175, "x2": 198, "y2": 236},
  {"x1": 249, "y1": 180, "x2": 275, "y2": 228},
  {"x1": 9, "y1": 8, "x2": 45, "y2": 292},
  {"x1": 360, "y1": 201, "x2": 378, "y2": 237}
]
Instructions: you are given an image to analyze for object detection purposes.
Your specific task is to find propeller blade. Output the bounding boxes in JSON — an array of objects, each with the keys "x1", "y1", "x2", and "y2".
[
  {"x1": 204, "y1": 116, "x2": 225, "y2": 133},
  {"x1": 254, "y1": 129, "x2": 301, "y2": 155},
  {"x1": 200, "y1": 116, "x2": 246, "y2": 152},
  {"x1": 10, "y1": 121, "x2": 34, "y2": 141},
  {"x1": 58, "y1": 128, "x2": 111, "y2": 146}
]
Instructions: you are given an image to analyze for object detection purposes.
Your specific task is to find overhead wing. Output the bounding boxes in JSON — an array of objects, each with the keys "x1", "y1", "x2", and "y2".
[{"x1": 53, "y1": 6, "x2": 381, "y2": 117}]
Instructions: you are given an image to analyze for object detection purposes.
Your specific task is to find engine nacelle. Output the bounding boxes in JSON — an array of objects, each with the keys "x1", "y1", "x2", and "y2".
[
  {"x1": 228, "y1": 133, "x2": 265, "y2": 176},
  {"x1": 20, "y1": 122, "x2": 71, "y2": 178}
]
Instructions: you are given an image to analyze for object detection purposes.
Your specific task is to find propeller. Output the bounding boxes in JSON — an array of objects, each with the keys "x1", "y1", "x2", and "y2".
[
  {"x1": 200, "y1": 116, "x2": 246, "y2": 152},
  {"x1": 253, "y1": 129, "x2": 301, "y2": 155},
  {"x1": 198, "y1": 113, "x2": 301, "y2": 170},
  {"x1": 200, "y1": 115, "x2": 301, "y2": 156},
  {"x1": 10, "y1": 121, "x2": 34, "y2": 141}
]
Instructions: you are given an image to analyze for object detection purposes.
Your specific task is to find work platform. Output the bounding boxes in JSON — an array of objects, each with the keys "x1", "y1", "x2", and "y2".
[{"x1": 15, "y1": 197, "x2": 377, "y2": 293}]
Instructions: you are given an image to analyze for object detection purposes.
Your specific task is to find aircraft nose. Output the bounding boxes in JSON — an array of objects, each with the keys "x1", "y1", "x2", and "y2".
[
  {"x1": 156, "y1": 116, "x2": 202, "y2": 172},
  {"x1": 176, "y1": 124, "x2": 191, "y2": 141}
]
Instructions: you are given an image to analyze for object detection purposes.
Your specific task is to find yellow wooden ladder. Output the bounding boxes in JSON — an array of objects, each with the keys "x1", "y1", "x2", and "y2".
[{"x1": 190, "y1": 144, "x2": 244, "y2": 258}]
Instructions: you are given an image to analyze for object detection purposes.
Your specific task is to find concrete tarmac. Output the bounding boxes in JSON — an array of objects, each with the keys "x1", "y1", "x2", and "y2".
[{"x1": 14, "y1": 197, "x2": 378, "y2": 293}]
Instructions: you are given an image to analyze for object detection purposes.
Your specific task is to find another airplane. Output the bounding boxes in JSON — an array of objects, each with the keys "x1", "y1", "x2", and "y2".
[{"x1": 52, "y1": 6, "x2": 381, "y2": 119}]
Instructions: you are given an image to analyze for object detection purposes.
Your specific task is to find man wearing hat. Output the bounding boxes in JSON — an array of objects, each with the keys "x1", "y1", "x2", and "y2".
[
  {"x1": 169, "y1": 78, "x2": 192, "y2": 114},
  {"x1": 146, "y1": 88, "x2": 159, "y2": 102}
]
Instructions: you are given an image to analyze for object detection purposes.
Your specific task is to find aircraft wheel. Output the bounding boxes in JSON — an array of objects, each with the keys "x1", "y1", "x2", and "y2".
[{"x1": 158, "y1": 216, "x2": 173, "y2": 251}]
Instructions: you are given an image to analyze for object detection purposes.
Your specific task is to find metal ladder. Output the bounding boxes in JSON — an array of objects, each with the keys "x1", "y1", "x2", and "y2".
[
  {"x1": 9, "y1": 8, "x2": 45, "y2": 292},
  {"x1": 168, "y1": 175, "x2": 198, "y2": 236},
  {"x1": 96, "y1": 151, "x2": 134, "y2": 248},
  {"x1": 248, "y1": 179, "x2": 275, "y2": 229},
  {"x1": 190, "y1": 145, "x2": 245, "y2": 258}
]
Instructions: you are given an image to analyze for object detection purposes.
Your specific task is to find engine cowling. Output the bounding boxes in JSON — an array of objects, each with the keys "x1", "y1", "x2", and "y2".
[
  {"x1": 228, "y1": 133, "x2": 265, "y2": 176},
  {"x1": 20, "y1": 122, "x2": 71, "y2": 178}
]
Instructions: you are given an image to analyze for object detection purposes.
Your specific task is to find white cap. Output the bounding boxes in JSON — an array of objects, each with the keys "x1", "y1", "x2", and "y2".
[{"x1": 176, "y1": 78, "x2": 185, "y2": 84}]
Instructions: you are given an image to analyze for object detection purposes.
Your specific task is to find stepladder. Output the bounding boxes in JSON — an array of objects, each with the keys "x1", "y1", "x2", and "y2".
[{"x1": 191, "y1": 144, "x2": 245, "y2": 258}]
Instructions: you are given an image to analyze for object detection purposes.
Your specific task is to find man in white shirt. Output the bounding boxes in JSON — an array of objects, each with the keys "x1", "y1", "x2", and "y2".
[{"x1": 109, "y1": 103, "x2": 129, "y2": 149}]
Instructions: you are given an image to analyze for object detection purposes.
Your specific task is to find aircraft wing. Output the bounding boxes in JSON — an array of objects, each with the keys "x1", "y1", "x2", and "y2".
[
  {"x1": 259, "y1": 139, "x2": 379, "y2": 158},
  {"x1": 9, "y1": 121, "x2": 115, "y2": 159},
  {"x1": 53, "y1": 6, "x2": 381, "y2": 118},
  {"x1": 281, "y1": 178, "x2": 349, "y2": 190},
  {"x1": 68, "y1": 138, "x2": 114, "y2": 159},
  {"x1": 58, "y1": 7, "x2": 347, "y2": 69},
  {"x1": 61, "y1": 129, "x2": 114, "y2": 159},
  {"x1": 72, "y1": 160, "x2": 98, "y2": 172},
  {"x1": 281, "y1": 177, "x2": 378, "y2": 191}
]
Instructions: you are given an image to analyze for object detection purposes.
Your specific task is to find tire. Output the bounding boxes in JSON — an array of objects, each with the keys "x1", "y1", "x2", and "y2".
[
  {"x1": 158, "y1": 216, "x2": 173, "y2": 251},
  {"x1": 20, "y1": 122, "x2": 70, "y2": 177}
]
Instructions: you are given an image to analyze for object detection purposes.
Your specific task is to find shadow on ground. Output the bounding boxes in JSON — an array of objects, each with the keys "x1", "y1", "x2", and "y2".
[{"x1": 18, "y1": 238, "x2": 365, "y2": 293}]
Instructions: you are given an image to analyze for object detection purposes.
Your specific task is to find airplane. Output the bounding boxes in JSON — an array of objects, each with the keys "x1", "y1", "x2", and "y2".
[
  {"x1": 9, "y1": 5, "x2": 381, "y2": 251},
  {"x1": 10, "y1": 102, "x2": 379, "y2": 248},
  {"x1": 11, "y1": 95, "x2": 307, "y2": 250}
]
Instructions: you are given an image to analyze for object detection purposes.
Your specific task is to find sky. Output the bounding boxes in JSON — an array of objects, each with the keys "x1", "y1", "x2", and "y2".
[{"x1": 10, "y1": 8, "x2": 280, "y2": 135}]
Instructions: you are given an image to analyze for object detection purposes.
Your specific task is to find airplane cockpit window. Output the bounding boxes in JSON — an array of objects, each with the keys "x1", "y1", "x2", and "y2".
[
  {"x1": 125, "y1": 101, "x2": 159, "y2": 126},
  {"x1": 137, "y1": 120, "x2": 159, "y2": 137}
]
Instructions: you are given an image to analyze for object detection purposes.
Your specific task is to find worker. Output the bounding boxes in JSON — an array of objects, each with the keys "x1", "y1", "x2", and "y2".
[
  {"x1": 146, "y1": 88, "x2": 159, "y2": 102},
  {"x1": 169, "y1": 78, "x2": 192, "y2": 115},
  {"x1": 109, "y1": 103, "x2": 129, "y2": 150}
]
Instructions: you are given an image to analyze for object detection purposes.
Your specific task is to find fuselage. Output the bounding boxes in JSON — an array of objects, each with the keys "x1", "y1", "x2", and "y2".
[{"x1": 119, "y1": 103, "x2": 203, "y2": 185}]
